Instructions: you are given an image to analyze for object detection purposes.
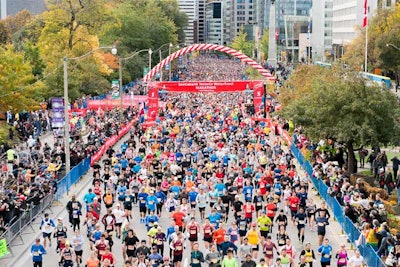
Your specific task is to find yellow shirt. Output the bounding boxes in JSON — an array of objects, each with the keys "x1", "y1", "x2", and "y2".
[{"x1": 247, "y1": 229, "x2": 259, "y2": 245}]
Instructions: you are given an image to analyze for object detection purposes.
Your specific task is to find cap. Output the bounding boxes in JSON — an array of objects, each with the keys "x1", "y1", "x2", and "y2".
[
  {"x1": 153, "y1": 222, "x2": 158, "y2": 225},
  {"x1": 58, "y1": 217, "x2": 63, "y2": 220},
  {"x1": 116, "y1": 203, "x2": 121, "y2": 206}
]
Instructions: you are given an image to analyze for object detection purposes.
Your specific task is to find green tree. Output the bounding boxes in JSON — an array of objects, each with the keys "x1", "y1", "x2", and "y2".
[
  {"x1": 230, "y1": 27, "x2": 255, "y2": 58},
  {"x1": 260, "y1": 28, "x2": 269, "y2": 60},
  {"x1": 0, "y1": 45, "x2": 45, "y2": 113},
  {"x1": 280, "y1": 65, "x2": 400, "y2": 174}
]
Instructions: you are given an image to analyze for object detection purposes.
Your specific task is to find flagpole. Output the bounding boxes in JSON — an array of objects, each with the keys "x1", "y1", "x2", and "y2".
[
  {"x1": 364, "y1": 0, "x2": 368, "y2": 73},
  {"x1": 365, "y1": 23, "x2": 368, "y2": 72}
]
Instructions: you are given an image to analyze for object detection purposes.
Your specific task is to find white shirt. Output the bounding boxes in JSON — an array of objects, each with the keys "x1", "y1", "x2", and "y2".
[
  {"x1": 112, "y1": 208, "x2": 125, "y2": 224},
  {"x1": 348, "y1": 255, "x2": 364, "y2": 267}
]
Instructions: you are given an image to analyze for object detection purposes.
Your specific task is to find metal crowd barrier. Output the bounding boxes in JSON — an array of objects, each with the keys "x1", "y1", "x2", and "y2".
[
  {"x1": 0, "y1": 156, "x2": 91, "y2": 257},
  {"x1": 290, "y1": 143, "x2": 386, "y2": 267},
  {"x1": 55, "y1": 157, "x2": 91, "y2": 201}
]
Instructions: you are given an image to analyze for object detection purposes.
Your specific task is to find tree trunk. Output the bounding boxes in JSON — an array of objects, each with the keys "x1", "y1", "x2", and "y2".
[{"x1": 347, "y1": 140, "x2": 357, "y2": 174}]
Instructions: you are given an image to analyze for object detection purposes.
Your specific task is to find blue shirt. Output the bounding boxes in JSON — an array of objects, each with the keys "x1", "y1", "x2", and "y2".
[
  {"x1": 170, "y1": 185, "x2": 181, "y2": 199},
  {"x1": 155, "y1": 191, "x2": 167, "y2": 203},
  {"x1": 208, "y1": 213, "x2": 222, "y2": 229},
  {"x1": 215, "y1": 183, "x2": 226, "y2": 197},
  {"x1": 243, "y1": 185, "x2": 253, "y2": 201},
  {"x1": 31, "y1": 243, "x2": 46, "y2": 262},
  {"x1": 317, "y1": 245, "x2": 333, "y2": 262},
  {"x1": 188, "y1": 191, "x2": 198, "y2": 203},
  {"x1": 146, "y1": 195, "x2": 158, "y2": 211},
  {"x1": 138, "y1": 192, "x2": 148, "y2": 207}
]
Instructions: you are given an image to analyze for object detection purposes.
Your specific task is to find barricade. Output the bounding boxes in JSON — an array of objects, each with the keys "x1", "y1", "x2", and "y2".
[
  {"x1": 290, "y1": 142, "x2": 386, "y2": 266},
  {"x1": 55, "y1": 157, "x2": 91, "y2": 201}
]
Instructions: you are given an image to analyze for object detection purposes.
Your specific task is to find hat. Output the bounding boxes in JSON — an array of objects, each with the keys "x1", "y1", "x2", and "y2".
[
  {"x1": 58, "y1": 217, "x2": 63, "y2": 220},
  {"x1": 116, "y1": 203, "x2": 120, "y2": 206},
  {"x1": 153, "y1": 222, "x2": 158, "y2": 225}
]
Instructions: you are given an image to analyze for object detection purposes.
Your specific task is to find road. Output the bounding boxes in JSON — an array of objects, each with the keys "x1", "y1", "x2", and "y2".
[{"x1": 3, "y1": 131, "x2": 359, "y2": 267}]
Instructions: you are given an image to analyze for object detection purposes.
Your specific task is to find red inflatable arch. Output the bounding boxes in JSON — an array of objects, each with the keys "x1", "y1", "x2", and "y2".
[{"x1": 142, "y1": 44, "x2": 275, "y2": 83}]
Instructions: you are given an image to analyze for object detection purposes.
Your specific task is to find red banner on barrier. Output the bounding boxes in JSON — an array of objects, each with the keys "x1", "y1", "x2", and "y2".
[
  {"x1": 69, "y1": 108, "x2": 88, "y2": 116},
  {"x1": 147, "y1": 87, "x2": 158, "y2": 122},
  {"x1": 90, "y1": 119, "x2": 137, "y2": 166},
  {"x1": 87, "y1": 96, "x2": 148, "y2": 110},
  {"x1": 149, "y1": 80, "x2": 265, "y2": 93},
  {"x1": 253, "y1": 82, "x2": 264, "y2": 114}
]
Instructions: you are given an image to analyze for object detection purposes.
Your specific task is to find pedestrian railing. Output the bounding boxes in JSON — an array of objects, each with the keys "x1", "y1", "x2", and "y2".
[{"x1": 290, "y1": 143, "x2": 386, "y2": 267}]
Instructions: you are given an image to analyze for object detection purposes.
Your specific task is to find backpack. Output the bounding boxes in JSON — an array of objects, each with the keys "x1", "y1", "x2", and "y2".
[{"x1": 104, "y1": 194, "x2": 113, "y2": 205}]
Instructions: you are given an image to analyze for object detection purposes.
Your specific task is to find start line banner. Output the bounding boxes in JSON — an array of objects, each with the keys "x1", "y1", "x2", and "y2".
[{"x1": 149, "y1": 80, "x2": 265, "y2": 93}]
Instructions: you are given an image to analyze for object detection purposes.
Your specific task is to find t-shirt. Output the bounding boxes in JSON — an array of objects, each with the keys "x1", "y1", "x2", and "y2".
[
  {"x1": 172, "y1": 212, "x2": 186, "y2": 227},
  {"x1": 221, "y1": 257, "x2": 238, "y2": 267},
  {"x1": 86, "y1": 258, "x2": 100, "y2": 267},
  {"x1": 348, "y1": 255, "x2": 364, "y2": 266}
]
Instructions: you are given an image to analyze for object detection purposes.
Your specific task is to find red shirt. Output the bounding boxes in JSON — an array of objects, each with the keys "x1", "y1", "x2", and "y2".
[
  {"x1": 288, "y1": 196, "x2": 300, "y2": 211},
  {"x1": 243, "y1": 203, "x2": 255, "y2": 219},
  {"x1": 172, "y1": 211, "x2": 186, "y2": 227}
]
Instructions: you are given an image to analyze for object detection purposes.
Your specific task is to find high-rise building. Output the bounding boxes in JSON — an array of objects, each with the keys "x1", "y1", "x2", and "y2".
[
  {"x1": 311, "y1": 0, "x2": 332, "y2": 62},
  {"x1": 198, "y1": 0, "x2": 206, "y2": 43},
  {"x1": 265, "y1": 0, "x2": 312, "y2": 62},
  {"x1": 205, "y1": 0, "x2": 223, "y2": 44},
  {"x1": 332, "y1": 0, "x2": 377, "y2": 48},
  {"x1": 0, "y1": 0, "x2": 46, "y2": 19},
  {"x1": 178, "y1": 0, "x2": 199, "y2": 44}
]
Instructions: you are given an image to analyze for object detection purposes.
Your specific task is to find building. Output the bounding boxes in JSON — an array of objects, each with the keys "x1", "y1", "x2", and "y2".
[
  {"x1": 197, "y1": 0, "x2": 206, "y2": 43},
  {"x1": 264, "y1": 0, "x2": 312, "y2": 62},
  {"x1": 0, "y1": 0, "x2": 46, "y2": 19},
  {"x1": 178, "y1": 0, "x2": 199, "y2": 44},
  {"x1": 205, "y1": 0, "x2": 223, "y2": 44},
  {"x1": 311, "y1": 0, "x2": 332, "y2": 62}
]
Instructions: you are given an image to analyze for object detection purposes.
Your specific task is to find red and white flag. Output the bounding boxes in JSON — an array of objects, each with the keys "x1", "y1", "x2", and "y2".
[{"x1": 363, "y1": 0, "x2": 368, "y2": 27}]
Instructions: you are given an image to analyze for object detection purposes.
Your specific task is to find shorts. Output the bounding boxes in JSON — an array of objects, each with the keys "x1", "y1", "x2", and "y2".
[
  {"x1": 239, "y1": 230, "x2": 247, "y2": 237},
  {"x1": 124, "y1": 206, "x2": 132, "y2": 211},
  {"x1": 199, "y1": 207, "x2": 205, "y2": 212},
  {"x1": 260, "y1": 230, "x2": 269, "y2": 238},
  {"x1": 139, "y1": 206, "x2": 147, "y2": 213},
  {"x1": 173, "y1": 254, "x2": 183, "y2": 263},
  {"x1": 318, "y1": 231, "x2": 326, "y2": 236},
  {"x1": 203, "y1": 236, "x2": 213, "y2": 243},
  {"x1": 297, "y1": 224, "x2": 305, "y2": 230},
  {"x1": 321, "y1": 261, "x2": 331, "y2": 267},
  {"x1": 42, "y1": 232, "x2": 51, "y2": 238},
  {"x1": 75, "y1": 250, "x2": 83, "y2": 256},
  {"x1": 251, "y1": 244, "x2": 259, "y2": 251},
  {"x1": 168, "y1": 206, "x2": 175, "y2": 212},
  {"x1": 189, "y1": 236, "x2": 198, "y2": 242},
  {"x1": 126, "y1": 249, "x2": 136, "y2": 257},
  {"x1": 115, "y1": 223, "x2": 122, "y2": 227}
]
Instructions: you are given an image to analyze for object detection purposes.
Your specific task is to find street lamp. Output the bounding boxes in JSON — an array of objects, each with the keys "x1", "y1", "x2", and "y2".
[
  {"x1": 118, "y1": 49, "x2": 150, "y2": 109},
  {"x1": 63, "y1": 45, "x2": 117, "y2": 173},
  {"x1": 386, "y1": 43, "x2": 400, "y2": 51}
]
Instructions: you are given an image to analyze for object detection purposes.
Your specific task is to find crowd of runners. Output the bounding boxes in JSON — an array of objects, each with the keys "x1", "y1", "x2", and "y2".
[{"x1": 30, "y1": 56, "x2": 367, "y2": 267}]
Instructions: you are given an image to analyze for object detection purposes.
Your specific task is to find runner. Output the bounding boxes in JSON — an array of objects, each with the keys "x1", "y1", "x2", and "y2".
[
  {"x1": 40, "y1": 213, "x2": 55, "y2": 248},
  {"x1": 31, "y1": 238, "x2": 46, "y2": 267}
]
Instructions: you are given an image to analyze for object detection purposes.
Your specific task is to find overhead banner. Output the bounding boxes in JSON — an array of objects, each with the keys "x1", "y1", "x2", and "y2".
[{"x1": 149, "y1": 80, "x2": 265, "y2": 93}]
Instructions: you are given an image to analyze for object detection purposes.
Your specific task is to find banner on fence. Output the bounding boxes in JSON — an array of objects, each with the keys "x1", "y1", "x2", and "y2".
[
  {"x1": 0, "y1": 238, "x2": 9, "y2": 258},
  {"x1": 90, "y1": 119, "x2": 137, "y2": 166}
]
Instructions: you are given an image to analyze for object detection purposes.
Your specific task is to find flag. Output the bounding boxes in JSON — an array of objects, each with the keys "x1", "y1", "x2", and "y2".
[
  {"x1": 275, "y1": 27, "x2": 279, "y2": 40},
  {"x1": 363, "y1": 0, "x2": 368, "y2": 27},
  {"x1": 307, "y1": 18, "x2": 311, "y2": 40}
]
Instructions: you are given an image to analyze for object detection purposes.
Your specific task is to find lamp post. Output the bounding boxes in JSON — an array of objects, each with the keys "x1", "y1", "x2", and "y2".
[
  {"x1": 386, "y1": 43, "x2": 400, "y2": 51},
  {"x1": 63, "y1": 45, "x2": 117, "y2": 173},
  {"x1": 118, "y1": 49, "x2": 150, "y2": 108}
]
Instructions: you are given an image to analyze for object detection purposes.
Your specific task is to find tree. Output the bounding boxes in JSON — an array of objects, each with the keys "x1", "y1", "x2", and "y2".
[
  {"x1": 260, "y1": 28, "x2": 269, "y2": 60},
  {"x1": 343, "y1": 6, "x2": 400, "y2": 80},
  {"x1": 279, "y1": 65, "x2": 400, "y2": 174},
  {"x1": 0, "y1": 45, "x2": 45, "y2": 113},
  {"x1": 230, "y1": 27, "x2": 255, "y2": 58}
]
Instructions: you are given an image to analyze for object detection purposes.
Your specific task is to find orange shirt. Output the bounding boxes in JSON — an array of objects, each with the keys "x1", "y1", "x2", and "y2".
[
  {"x1": 170, "y1": 180, "x2": 181, "y2": 187},
  {"x1": 86, "y1": 258, "x2": 100, "y2": 267},
  {"x1": 186, "y1": 180, "x2": 195, "y2": 192},
  {"x1": 212, "y1": 228, "x2": 226, "y2": 245}
]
